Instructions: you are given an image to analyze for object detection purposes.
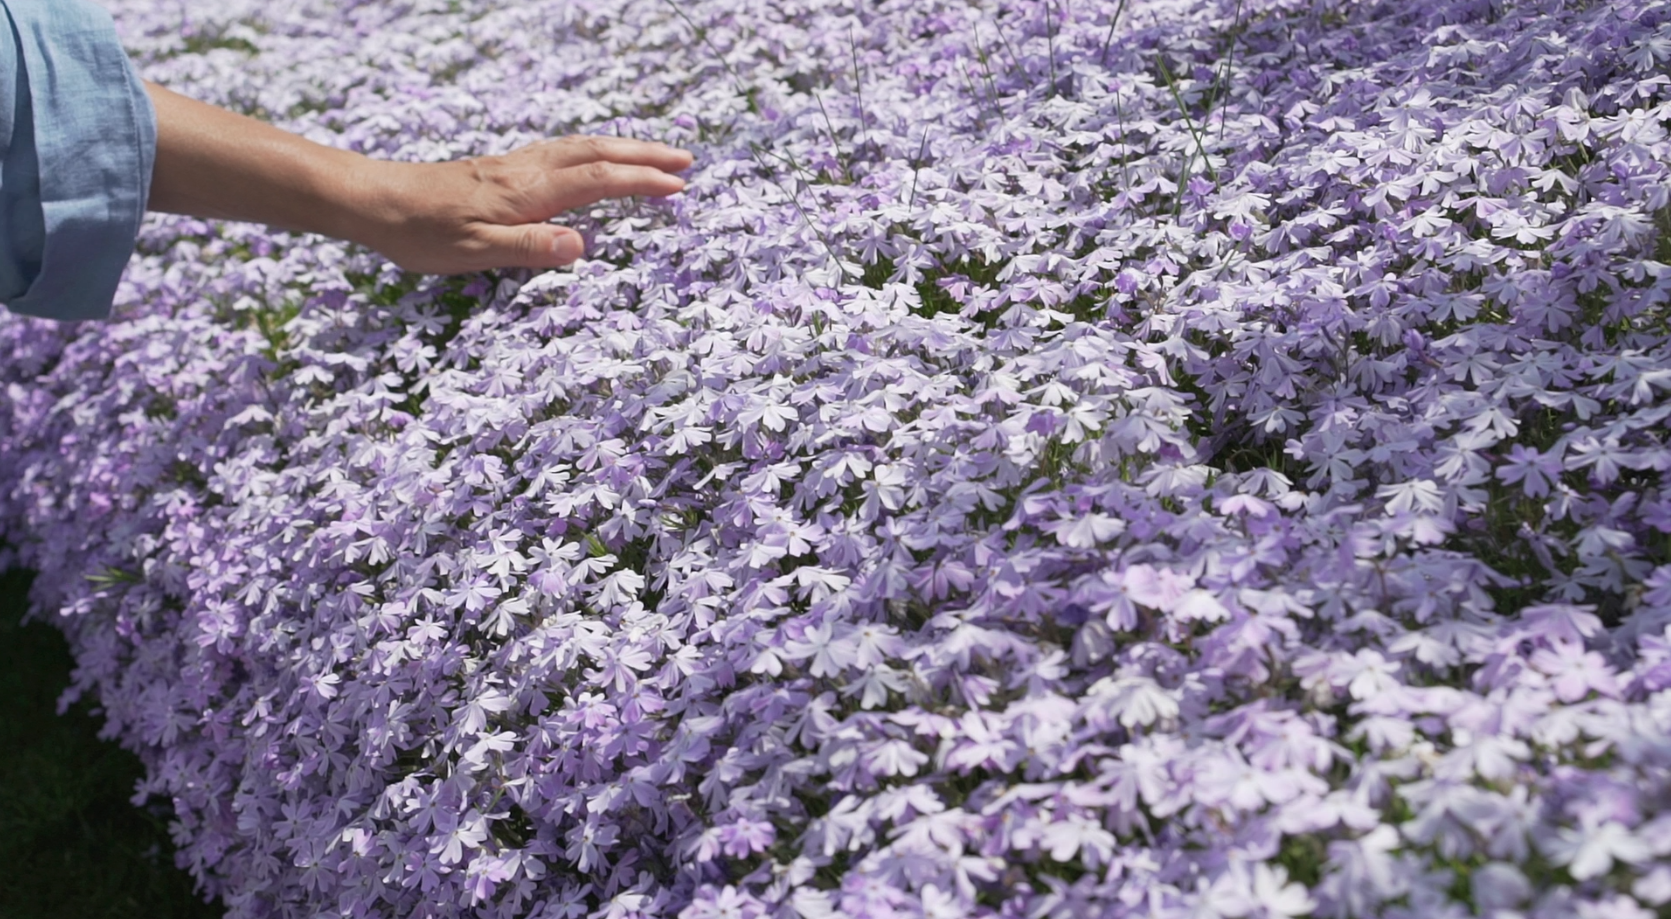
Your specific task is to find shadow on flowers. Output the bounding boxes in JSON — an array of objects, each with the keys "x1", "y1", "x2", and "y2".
[{"x1": 0, "y1": 562, "x2": 220, "y2": 919}]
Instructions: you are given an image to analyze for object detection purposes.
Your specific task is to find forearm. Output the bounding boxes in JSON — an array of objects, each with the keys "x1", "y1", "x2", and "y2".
[
  {"x1": 142, "y1": 81, "x2": 691, "y2": 274},
  {"x1": 145, "y1": 82, "x2": 374, "y2": 242}
]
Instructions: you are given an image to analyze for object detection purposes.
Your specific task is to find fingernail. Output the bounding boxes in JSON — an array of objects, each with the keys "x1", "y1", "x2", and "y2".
[{"x1": 552, "y1": 232, "x2": 583, "y2": 263}]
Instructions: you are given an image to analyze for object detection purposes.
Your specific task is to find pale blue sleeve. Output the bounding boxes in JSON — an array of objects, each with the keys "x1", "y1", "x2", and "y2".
[{"x1": 0, "y1": 0, "x2": 156, "y2": 322}]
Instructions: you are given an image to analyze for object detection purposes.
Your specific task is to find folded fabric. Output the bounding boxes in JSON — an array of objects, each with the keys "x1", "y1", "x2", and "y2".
[{"x1": 0, "y1": 0, "x2": 154, "y2": 322}]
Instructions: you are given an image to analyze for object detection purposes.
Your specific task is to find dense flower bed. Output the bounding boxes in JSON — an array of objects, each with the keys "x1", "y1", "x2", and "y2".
[{"x1": 4, "y1": 0, "x2": 1671, "y2": 915}]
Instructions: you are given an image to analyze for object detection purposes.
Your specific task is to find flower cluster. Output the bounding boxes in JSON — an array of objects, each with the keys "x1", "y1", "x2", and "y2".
[{"x1": 5, "y1": 0, "x2": 1671, "y2": 916}]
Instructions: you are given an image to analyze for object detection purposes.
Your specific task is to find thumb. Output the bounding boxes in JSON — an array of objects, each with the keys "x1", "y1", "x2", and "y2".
[{"x1": 474, "y1": 224, "x2": 586, "y2": 270}]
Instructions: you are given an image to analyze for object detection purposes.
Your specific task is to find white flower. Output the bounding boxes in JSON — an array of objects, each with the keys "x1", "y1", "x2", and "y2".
[{"x1": 1545, "y1": 821, "x2": 1651, "y2": 880}]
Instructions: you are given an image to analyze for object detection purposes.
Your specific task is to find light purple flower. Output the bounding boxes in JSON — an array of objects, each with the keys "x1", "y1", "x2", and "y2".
[{"x1": 3, "y1": 0, "x2": 1671, "y2": 916}]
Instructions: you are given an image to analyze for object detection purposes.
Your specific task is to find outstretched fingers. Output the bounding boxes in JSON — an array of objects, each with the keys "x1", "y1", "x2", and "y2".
[
  {"x1": 530, "y1": 136, "x2": 694, "y2": 173},
  {"x1": 532, "y1": 161, "x2": 690, "y2": 216},
  {"x1": 454, "y1": 136, "x2": 693, "y2": 271},
  {"x1": 470, "y1": 224, "x2": 587, "y2": 271}
]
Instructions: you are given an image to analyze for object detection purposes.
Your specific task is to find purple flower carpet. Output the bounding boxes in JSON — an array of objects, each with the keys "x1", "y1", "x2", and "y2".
[{"x1": 4, "y1": 0, "x2": 1671, "y2": 916}]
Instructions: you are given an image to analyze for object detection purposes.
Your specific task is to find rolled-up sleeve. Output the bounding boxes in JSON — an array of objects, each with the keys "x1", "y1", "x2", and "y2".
[{"x1": 0, "y1": 0, "x2": 155, "y2": 322}]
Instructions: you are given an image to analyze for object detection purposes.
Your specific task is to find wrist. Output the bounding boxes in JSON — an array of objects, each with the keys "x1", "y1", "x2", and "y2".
[
  {"x1": 336, "y1": 158, "x2": 446, "y2": 265},
  {"x1": 319, "y1": 157, "x2": 400, "y2": 250}
]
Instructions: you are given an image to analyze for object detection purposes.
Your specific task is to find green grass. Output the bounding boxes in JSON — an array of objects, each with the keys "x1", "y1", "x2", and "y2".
[{"x1": 0, "y1": 564, "x2": 222, "y2": 919}]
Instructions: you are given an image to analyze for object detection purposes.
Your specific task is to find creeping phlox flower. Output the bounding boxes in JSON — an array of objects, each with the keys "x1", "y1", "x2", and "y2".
[{"x1": 5, "y1": 0, "x2": 1671, "y2": 916}]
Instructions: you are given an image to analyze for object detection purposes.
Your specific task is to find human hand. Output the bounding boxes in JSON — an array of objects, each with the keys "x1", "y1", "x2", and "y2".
[
  {"x1": 145, "y1": 83, "x2": 692, "y2": 276},
  {"x1": 348, "y1": 137, "x2": 694, "y2": 274}
]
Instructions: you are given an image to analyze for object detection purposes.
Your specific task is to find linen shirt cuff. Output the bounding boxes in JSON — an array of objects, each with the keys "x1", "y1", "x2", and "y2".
[{"x1": 1, "y1": 0, "x2": 155, "y2": 322}]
